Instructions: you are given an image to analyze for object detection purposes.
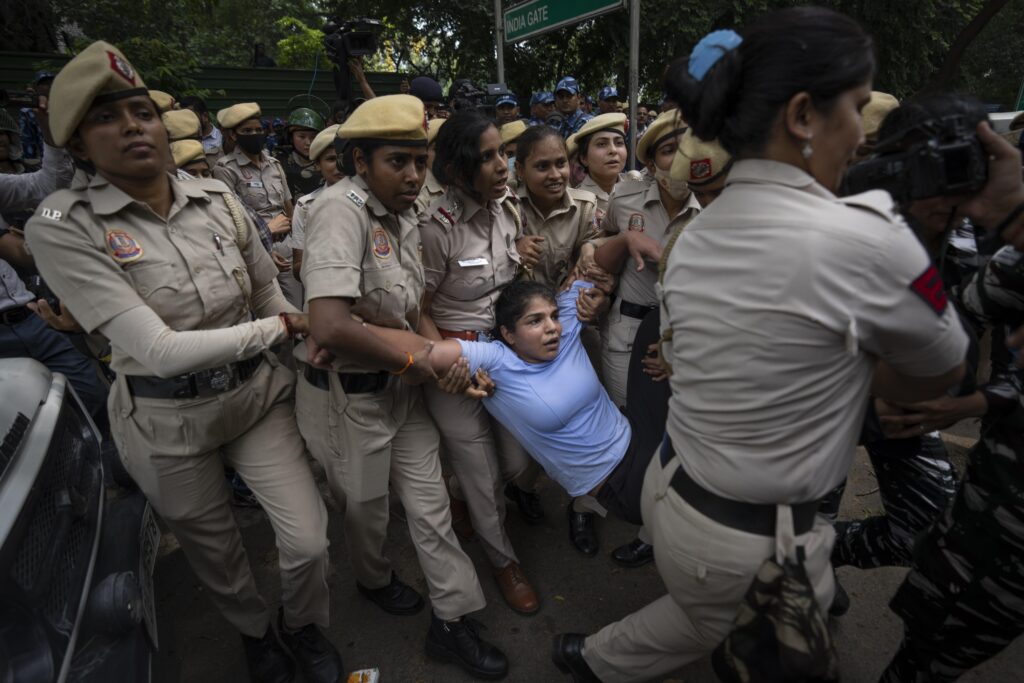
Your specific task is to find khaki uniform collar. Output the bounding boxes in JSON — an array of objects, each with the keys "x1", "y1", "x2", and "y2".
[
  {"x1": 424, "y1": 169, "x2": 444, "y2": 194},
  {"x1": 452, "y1": 186, "x2": 496, "y2": 223},
  {"x1": 86, "y1": 172, "x2": 210, "y2": 216},
  {"x1": 351, "y1": 174, "x2": 393, "y2": 219},
  {"x1": 726, "y1": 159, "x2": 834, "y2": 199},
  {"x1": 517, "y1": 182, "x2": 574, "y2": 218},
  {"x1": 229, "y1": 146, "x2": 269, "y2": 168}
]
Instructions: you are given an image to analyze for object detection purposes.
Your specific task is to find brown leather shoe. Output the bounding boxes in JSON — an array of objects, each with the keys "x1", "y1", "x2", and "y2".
[
  {"x1": 448, "y1": 492, "x2": 476, "y2": 542},
  {"x1": 494, "y1": 562, "x2": 540, "y2": 615}
]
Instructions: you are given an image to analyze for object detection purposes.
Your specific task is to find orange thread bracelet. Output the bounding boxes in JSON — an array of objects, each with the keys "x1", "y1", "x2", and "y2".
[{"x1": 391, "y1": 351, "x2": 415, "y2": 376}]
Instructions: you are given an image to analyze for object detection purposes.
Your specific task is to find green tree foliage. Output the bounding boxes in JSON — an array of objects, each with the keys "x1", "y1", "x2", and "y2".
[{"x1": 9, "y1": 0, "x2": 1023, "y2": 108}]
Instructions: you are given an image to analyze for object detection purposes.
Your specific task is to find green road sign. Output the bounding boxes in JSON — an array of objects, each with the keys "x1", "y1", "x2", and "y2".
[{"x1": 503, "y1": 0, "x2": 625, "y2": 43}]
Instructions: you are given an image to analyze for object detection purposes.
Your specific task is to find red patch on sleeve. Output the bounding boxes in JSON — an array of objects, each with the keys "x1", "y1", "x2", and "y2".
[{"x1": 909, "y1": 265, "x2": 948, "y2": 316}]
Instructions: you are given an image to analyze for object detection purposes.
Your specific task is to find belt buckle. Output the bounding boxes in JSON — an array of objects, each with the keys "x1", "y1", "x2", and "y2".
[{"x1": 208, "y1": 364, "x2": 236, "y2": 392}]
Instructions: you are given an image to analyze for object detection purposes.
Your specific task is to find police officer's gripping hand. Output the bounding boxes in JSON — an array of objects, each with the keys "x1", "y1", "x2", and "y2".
[
  {"x1": 625, "y1": 230, "x2": 663, "y2": 272},
  {"x1": 267, "y1": 214, "x2": 292, "y2": 241},
  {"x1": 962, "y1": 122, "x2": 1024, "y2": 248},
  {"x1": 401, "y1": 344, "x2": 438, "y2": 385},
  {"x1": 28, "y1": 298, "x2": 82, "y2": 332},
  {"x1": 466, "y1": 369, "x2": 496, "y2": 400},
  {"x1": 304, "y1": 336, "x2": 335, "y2": 369},
  {"x1": 515, "y1": 234, "x2": 545, "y2": 268},
  {"x1": 576, "y1": 287, "x2": 608, "y2": 324},
  {"x1": 437, "y1": 357, "x2": 473, "y2": 395}
]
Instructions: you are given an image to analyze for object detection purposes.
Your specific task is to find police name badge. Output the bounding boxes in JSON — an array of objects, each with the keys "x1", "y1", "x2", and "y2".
[
  {"x1": 628, "y1": 213, "x2": 645, "y2": 232},
  {"x1": 106, "y1": 230, "x2": 144, "y2": 264},
  {"x1": 371, "y1": 227, "x2": 392, "y2": 259},
  {"x1": 347, "y1": 190, "x2": 366, "y2": 208},
  {"x1": 246, "y1": 180, "x2": 264, "y2": 189}
]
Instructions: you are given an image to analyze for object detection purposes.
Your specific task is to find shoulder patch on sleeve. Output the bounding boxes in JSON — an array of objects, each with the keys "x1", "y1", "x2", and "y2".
[
  {"x1": 909, "y1": 264, "x2": 948, "y2": 316},
  {"x1": 346, "y1": 189, "x2": 366, "y2": 208},
  {"x1": 33, "y1": 189, "x2": 82, "y2": 222}
]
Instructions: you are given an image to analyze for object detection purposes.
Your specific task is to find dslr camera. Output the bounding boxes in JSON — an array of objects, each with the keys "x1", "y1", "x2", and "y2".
[{"x1": 843, "y1": 115, "x2": 987, "y2": 202}]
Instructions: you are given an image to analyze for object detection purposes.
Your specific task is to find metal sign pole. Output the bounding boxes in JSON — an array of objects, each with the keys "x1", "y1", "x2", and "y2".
[
  {"x1": 628, "y1": 0, "x2": 639, "y2": 167},
  {"x1": 495, "y1": 0, "x2": 506, "y2": 84}
]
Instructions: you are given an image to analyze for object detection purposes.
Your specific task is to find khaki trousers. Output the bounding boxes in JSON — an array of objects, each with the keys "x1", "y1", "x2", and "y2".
[
  {"x1": 295, "y1": 370, "x2": 486, "y2": 620},
  {"x1": 424, "y1": 384, "x2": 532, "y2": 569},
  {"x1": 109, "y1": 357, "x2": 330, "y2": 638},
  {"x1": 601, "y1": 305, "x2": 643, "y2": 409},
  {"x1": 583, "y1": 451, "x2": 836, "y2": 682}
]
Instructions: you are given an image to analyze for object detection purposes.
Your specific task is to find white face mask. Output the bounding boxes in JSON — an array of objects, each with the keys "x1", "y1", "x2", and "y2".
[{"x1": 654, "y1": 166, "x2": 690, "y2": 201}]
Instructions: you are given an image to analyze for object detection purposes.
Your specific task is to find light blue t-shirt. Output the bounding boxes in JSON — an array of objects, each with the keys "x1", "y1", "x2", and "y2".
[{"x1": 457, "y1": 281, "x2": 631, "y2": 496}]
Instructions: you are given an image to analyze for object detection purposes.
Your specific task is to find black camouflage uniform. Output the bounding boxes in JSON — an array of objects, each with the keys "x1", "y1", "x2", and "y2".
[{"x1": 882, "y1": 244, "x2": 1024, "y2": 682}]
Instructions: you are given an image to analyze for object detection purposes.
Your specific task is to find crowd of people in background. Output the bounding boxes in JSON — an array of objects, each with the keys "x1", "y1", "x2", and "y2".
[{"x1": 4, "y1": 5, "x2": 1024, "y2": 683}]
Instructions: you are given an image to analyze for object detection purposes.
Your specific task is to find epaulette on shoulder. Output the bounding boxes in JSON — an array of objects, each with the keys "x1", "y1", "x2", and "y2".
[
  {"x1": 611, "y1": 176, "x2": 648, "y2": 197},
  {"x1": 432, "y1": 205, "x2": 456, "y2": 232},
  {"x1": 567, "y1": 187, "x2": 598, "y2": 207},
  {"x1": 344, "y1": 187, "x2": 366, "y2": 208},
  {"x1": 33, "y1": 188, "x2": 85, "y2": 223},
  {"x1": 190, "y1": 176, "x2": 234, "y2": 194},
  {"x1": 837, "y1": 189, "x2": 899, "y2": 224}
]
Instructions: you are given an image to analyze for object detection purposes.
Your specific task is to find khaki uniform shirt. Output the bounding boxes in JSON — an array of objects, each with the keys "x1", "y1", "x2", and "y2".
[
  {"x1": 662, "y1": 160, "x2": 970, "y2": 503},
  {"x1": 602, "y1": 175, "x2": 700, "y2": 307},
  {"x1": 25, "y1": 173, "x2": 279, "y2": 376},
  {"x1": 414, "y1": 169, "x2": 445, "y2": 219},
  {"x1": 287, "y1": 185, "x2": 324, "y2": 252},
  {"x1": 419, "y1": 187, "x2": 522, "y2": 331},
  {"x1": 576, "y1": 174, "x2": 613, "y2": 223},
  {"x1": 302, "y1": 175, "x2": 425, "y2": 371},
  {"x1": 213, "y1": 148, "x2": 292, "y2": 220},
  {"x1": 517, "y1": 185, "x2": 600, "y2": 288}
]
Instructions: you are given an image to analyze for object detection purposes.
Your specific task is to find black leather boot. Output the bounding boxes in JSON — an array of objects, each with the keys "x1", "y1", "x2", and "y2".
[
  {"x1": 610, "y1": 537, "x2": 654, "y2": 568},
  {"x1": 504, "y1": 482, "x2": 545, "y2": 524},
  {"x1": 552, "y1": 633, "x2": 601, "y2": 682},
  {"x1": 425, "y1": 613, "x2": 508, "y2": 680},
  {"x1": 567, "y1": 502, "x2": 598, "y2": 556},
  {"x1": 240, "y1": 626, "x2": 295, "y2": 683},
  {"x1": 357, "y1": 572, "x2": 425, "y2": 615},
  {"x1": 277, "y1": 609, "x2": 344, "y2": 683}
]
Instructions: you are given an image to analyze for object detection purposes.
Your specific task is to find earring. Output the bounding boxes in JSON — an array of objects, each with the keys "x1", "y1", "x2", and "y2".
[{"x1": 801, "y1": 140, "x2": 813, "y2": 159}]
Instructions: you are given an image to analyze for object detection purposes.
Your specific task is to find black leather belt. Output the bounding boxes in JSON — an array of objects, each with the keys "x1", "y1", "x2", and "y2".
[
  {"x1": 126, "y1": 355, "x2": 264, "y2": 399},
  {"x1": 0, "y1": 306, "x2": 31, "y2": 325},
  {"x1": 619, "y1": 299, "x2": 656, "y2": 320},
  {"x1": 659, "y1": 435, "x2": 819, "y2": 537},
  {"x1": 303, "y1": 365, "x2": 390, "y2": 394}
]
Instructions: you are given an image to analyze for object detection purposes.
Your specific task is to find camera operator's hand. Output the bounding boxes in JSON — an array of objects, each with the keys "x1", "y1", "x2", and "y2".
[
  {"x1": 963, "y1": 122, "x2": 1024, "y2": 247},
  {"x1": 34, "y1": 95, "x2": 55, "y2": 147}
]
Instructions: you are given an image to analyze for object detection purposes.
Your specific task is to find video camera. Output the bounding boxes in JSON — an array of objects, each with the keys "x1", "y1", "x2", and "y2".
[
  {"x1": 322, "y1": 18, "x2": 382, "y2": 64},
  {"x1": 843, "y1": 115, "x2": 987, "y2": 202},
  {"x1": 449, "y1": 81, "x2": 517, "y2": 119}
]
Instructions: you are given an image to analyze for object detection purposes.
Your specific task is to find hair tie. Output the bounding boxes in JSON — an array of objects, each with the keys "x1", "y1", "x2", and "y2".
[{"x1": 688, "y1": 29, "x2": 743, "y2": 82}]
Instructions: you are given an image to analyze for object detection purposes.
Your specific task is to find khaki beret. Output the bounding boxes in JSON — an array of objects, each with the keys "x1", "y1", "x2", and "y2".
[
  {"x1": 149, "y1": 90, "x2": 176, "y2": 111},
  {"x1": 670, "y1": 129, "x2": 732, "y2": 186},
  {"x1": 162, "y1": 109, "x2": 201, "y2": 142},
  {"x1": 170, "y1": 139, "x2": 206, "y2": 168},
  {"x1": 337, "y1": 94, "x2": 427, "y2": 145},
  {"x1": 309, "y1": 124, "x2": 340, "y2": 162},
  {"x1": 862, "y1": 91, "x2": 899, "y2": 140},
  {"x1": 500, "y1": 120, "x2": 528, "y2": 146},
  {"x1": 217, "y1": 102, "x2": 261, "y2": 130},
  {"x1": 49, "y1": 40, "x2": 148, "y2": 147},
  {"x1": 566, "y1": 113, "x2": 626, "y2": 157},
  {"x1": 637, "y1": 110, "x2": 686, "y2": 165},
  {"x1": 427, "y1": 118, "x2": 446, "y2": 146}
]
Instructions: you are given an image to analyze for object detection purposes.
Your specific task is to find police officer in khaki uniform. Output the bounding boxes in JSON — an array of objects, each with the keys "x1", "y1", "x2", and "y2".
[
  {"x1": 298, "y1": 95, "x2": 509, "y2": 680},
  {"x1": 598, "y1": 110, "x2": 701, "y2": 409},
  {"x1": 25, "y1": 41, "x2": 343, "y2": 683},
  {"x1": 499, "y1": 120, "x2": 528, "y2": 192},
  {"x1": 414, "y1": 117, "x2": 446, "y2": 217},
  {"x1": 288, "y1": 124, "x2": 342, "y2": 281},
  {"x1": 213, "y1": 102, "x2": 301, "y2": 307},
  {"x1": 568, "y1": 113, "x2": 630, "y2": 219},
  {"x1": 554, "y1": 16, "x2": 969, "y2": 680},
  {"x1": 171, "y1": 138, "x2": 212, "y2": 178},
  {"x1": 162, "y1": 108, "x2": 201, "y2": 144},
  {"x1": 418, "y1": 110, "x2": 541, "y2": 616},
  {"x1": 514, "y1": 124, "x2": 601, "y2": 289}
]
